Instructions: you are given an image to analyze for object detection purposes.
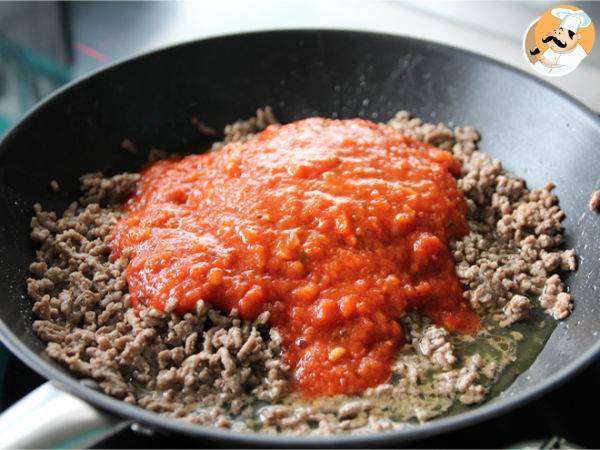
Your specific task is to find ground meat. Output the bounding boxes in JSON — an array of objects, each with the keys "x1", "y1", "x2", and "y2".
[
  {"x1": 389, "y1": 111, "x2": 575, "y2": 320},
  {"x1": 28, "y1": 108, "x2": 575, "y2": 435},
  {"x1": 434, "y1": 354, "x2": 488, "y2": 405},
  {"x1": 589, "y1": 190, "x2": 600, "y2": 212},
  {"x1": 191, "y1": 117, "x2": 217, "y2": 137},
  {"x1": 49, "y1": 180, "x2": 60, "y2": 192},
  {"x1": 338, "y1": 400, "x2": 373, "y2": 419},
  {"x1": 79, "y1": 172, "x2": 140, "y2": 206},
  {"x1": 417, "y1": 325, "x2": 457, "y2": 368},
  {"x1": 539, "y1": 275, "x2": 573, "y2": 320},
  {"x1": 147, "y1": 148, "x2": 170, "y2": 163},
  {"x1": 120, "y1": 138, "x2": 137, "y2": 154},
  {"x1": 211, "y1": 106, "x2": 277, "y2": 150},
  {"x1": 28, "y1": 167, "x2": 290, "y2": 427},
  {"x1": 500, "y1": 295, "x2": 532, "y2": 327}
]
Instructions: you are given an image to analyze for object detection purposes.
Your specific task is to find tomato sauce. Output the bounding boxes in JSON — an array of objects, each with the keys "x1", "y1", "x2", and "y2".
[{"x1": 110, "y1": 118, "x2": 480, "y2": 397}]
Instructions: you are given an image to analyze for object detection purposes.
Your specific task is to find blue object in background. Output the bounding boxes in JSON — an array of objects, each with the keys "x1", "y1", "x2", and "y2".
[
  {"x1": 0, "y1": 33, "x2": 70, "y2": 403},
  {"x1": 0, "y1": 114, "x2": 10, "y2": 135},
  {"x1": 0, "y1": 0, "x2": 72, "y2": 414},
  {"x1": 0, "y1": 34, "x2": 70, "y2": 135}
]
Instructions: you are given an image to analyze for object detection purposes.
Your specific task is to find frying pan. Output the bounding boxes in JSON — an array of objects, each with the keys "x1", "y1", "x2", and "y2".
[{"x1": 0, "y1": 30, "x2": 599, "y2": 448}]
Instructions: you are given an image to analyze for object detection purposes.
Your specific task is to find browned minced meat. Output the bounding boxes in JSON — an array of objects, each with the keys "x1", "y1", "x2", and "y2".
[
  {"x1": 211, "y1": 106, "x2": 277, "y2": 150},
  {"x1": 387, "y1": 111, "x2": 576, "y2": 323},
  {"x1": 191, "y1": 117, "x2": 218, "y2": 137},
  {"x1": 120, "y1": 138, "x2": 137, "y2": 154},
  {"x1": 589, "y1": 190, "x2": 600, "y2": 212},
  {"x1": 500, "y1": 295, "x2": 532, "y2": 327},
  {"x1": 28, "y1": 108, "x2": 576, "y2": 435},
  {"x1": 28, "y1": 166, "x2": 288, "y2": 430},
  {"x1": 417, "y1": 325, "x2": 457, "y2": 368}
]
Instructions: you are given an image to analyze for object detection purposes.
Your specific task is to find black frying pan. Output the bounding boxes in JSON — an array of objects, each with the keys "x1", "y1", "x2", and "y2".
[{"x1": 0, "y1": 30, "x2": 599, "y2": 448}]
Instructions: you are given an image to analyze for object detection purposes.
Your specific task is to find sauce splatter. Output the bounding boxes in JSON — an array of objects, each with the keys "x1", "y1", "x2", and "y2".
[{"x1": 110, "y1": 118, "x2": 479, "y2": 397}]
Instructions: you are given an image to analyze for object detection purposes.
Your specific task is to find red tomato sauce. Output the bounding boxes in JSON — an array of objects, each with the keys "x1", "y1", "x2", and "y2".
[{"x1": 110, "y1": 118, "x2": 480, "y2": 397}]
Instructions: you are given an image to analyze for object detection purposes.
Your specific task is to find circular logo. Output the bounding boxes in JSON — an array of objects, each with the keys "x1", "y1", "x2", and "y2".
[{"x1": 523, "y1": 5, "x2": 595, "y2": 77}]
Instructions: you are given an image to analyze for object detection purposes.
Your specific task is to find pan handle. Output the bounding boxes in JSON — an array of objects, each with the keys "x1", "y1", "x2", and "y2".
[{"x1": 0, "y1": 381, "x2": 130, "y2": 449}]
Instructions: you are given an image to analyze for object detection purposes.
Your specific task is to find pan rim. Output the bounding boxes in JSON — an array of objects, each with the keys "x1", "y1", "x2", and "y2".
[{"x1": 1, "y1": 28, "x2": 599, "y2": 447}]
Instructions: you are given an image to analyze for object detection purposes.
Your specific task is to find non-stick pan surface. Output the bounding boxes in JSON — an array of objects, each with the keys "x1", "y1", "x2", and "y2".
[{"x1": 0, "y1": 30, "x2": 599, "y2": 447}]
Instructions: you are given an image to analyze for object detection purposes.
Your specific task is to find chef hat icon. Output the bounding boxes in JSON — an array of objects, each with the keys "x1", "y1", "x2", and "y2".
[{"x1": 551, "y1": 8, "x2": 592, "y2": 33}]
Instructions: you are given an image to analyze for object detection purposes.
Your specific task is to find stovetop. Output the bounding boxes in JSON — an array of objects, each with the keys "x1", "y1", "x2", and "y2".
[{"x1": 0, "y1": 342, "x2": 598, "y2": 448}]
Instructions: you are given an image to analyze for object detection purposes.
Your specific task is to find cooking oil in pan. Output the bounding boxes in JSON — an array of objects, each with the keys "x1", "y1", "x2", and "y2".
[
  {"x1": 252, "y1": 304, "x2": 556, "y2": 431},
  {"x1": 445, "y1": 303, "x2": 556, "y2": 417}
]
